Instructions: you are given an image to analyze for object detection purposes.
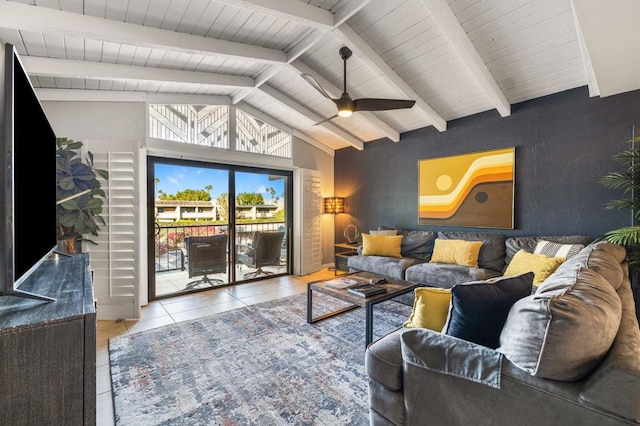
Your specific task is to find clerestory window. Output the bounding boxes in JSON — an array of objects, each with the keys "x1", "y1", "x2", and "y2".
[
  {"x1": 235, "y1": 108, "x2": 291, "y2": 158},
  {"x1": 149, "y1": 104, "x2": 291, "y2": 159}
]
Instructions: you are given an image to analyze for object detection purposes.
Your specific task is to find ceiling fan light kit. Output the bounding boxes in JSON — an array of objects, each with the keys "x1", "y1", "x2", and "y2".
[{"x1": 301, "y1": 46, "x2": 416, "y2": 125}]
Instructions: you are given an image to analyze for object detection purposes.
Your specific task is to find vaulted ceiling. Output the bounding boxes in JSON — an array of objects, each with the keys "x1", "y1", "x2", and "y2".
[{"x1": 1, "y1": 0, "x2": 639, "y2": 152}]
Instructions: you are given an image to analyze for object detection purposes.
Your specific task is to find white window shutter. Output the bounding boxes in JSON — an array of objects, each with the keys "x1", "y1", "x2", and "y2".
[
  {"x1": 293, "y1": 168, "x2": 322, "y2": 275},
  {"x1": 90, "y1": 151, "x2": 138, "y2": 320}
]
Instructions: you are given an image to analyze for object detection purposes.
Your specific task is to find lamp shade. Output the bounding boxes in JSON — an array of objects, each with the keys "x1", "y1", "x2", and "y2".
[{"x1": 324, "y1": 197, "x2": 345, "y2": 214}]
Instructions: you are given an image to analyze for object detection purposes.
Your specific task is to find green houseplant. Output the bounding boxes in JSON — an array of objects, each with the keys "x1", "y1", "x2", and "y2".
[
  {"x1": 599, "y1": 135, "x2": 640, "y2": 271},
  {"x1": 56, "y1": 137, "x2": 108, "y2": 253}
]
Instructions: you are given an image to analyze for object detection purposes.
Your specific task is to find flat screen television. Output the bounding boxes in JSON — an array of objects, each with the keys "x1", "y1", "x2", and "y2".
[{"x1": 0, "y1": 43, "x2": 57, "y2": 302}]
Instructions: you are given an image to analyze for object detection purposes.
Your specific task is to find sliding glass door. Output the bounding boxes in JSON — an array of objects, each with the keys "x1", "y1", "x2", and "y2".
[
  {"x1": 234, "y1": 171, "x2": 289, "y2": 279},
  {"x1": 147, "y1": 157, "x2": 292, "y2": 300}
]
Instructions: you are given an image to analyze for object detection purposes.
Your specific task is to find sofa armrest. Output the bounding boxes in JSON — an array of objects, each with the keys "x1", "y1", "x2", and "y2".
[
  {"x1": 401, "y1": 328, "x2": 503, "y2": 389},
  {"x1": 579, "y1": 278, "x2": 640, "y2": 423},
  {"x1": 366, "y1": 328, "x2": 405, "y2": 391}
]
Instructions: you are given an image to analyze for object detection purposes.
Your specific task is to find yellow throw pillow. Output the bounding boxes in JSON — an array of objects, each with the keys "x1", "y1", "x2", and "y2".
[
  {"x1": 504, "y1": 249, "x2": 565, "y2": 285},
  {"x1": 430, "y1": 239, "x2": 483, "y2": 267},
  {"x1": 361, "y1": 233, "x2": 403, "y2": 258},
  {"x1": 403, "y1": 287, "x2": 452, "y2": 331}
]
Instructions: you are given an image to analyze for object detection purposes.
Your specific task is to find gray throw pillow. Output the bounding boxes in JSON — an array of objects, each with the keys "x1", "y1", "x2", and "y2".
[
  {"x1": 497, "y1": 266, "x2": 622, "y2": 381},
  {"x1": 399, "y1": 230, "x2": 435, "y2": 261},
  {"x1": 543, "y1": 241, "x2": 627, "y2": 291}
]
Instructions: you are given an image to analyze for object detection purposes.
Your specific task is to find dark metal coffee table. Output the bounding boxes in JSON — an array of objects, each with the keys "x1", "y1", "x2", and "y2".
[{"x1": 307, "y1": 271, "x2": 417, "y2": 346}]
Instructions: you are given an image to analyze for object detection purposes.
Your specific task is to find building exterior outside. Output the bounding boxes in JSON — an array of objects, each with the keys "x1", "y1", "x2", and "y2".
[{"x1": 155, "y1": 200, "x2": 279, "y2": 222}]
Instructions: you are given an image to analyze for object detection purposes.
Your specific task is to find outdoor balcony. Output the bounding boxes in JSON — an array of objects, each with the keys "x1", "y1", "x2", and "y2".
[{"x1": 154, "y1": 222, "x2": 287, "y2": 298}]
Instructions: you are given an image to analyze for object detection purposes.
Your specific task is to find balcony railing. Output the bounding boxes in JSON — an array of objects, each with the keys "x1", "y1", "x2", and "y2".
[{"x1": 154, "y1": 222, "x2": 285, "y2": 272}]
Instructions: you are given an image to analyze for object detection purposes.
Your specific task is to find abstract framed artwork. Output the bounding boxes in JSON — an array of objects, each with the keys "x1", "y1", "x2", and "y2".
[{"x1": 418, "y1": 147, "x2": 515, "y2": 229}]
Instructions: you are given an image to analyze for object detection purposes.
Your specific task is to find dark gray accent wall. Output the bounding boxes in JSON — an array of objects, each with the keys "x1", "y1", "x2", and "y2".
[{"x1": 334, "y1": 86, "x2": 640, "y2": 240}]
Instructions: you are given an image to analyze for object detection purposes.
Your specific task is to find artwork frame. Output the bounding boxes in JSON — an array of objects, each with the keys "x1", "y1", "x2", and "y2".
[{"x1": 418, "y1": 147, "x2": 515, "y2": 229}]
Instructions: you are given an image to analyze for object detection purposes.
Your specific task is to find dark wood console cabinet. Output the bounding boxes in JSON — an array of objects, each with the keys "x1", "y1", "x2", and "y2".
[{"x1": 0, "y1": 253, "x2": 96, "y2": 425}]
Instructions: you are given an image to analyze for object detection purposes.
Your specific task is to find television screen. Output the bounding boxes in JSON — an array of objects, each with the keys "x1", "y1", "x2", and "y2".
[
  {"x1": 12, "y1": 47, "x2": 58, "y2": 284},
  {"x1": 0, "y1": 43, "x2": 57, "y2": 301}
]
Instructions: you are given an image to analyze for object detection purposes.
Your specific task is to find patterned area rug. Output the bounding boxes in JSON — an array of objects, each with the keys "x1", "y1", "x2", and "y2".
[{"x1": 109, "y1": 292, "x2": 412, "y2": 426}]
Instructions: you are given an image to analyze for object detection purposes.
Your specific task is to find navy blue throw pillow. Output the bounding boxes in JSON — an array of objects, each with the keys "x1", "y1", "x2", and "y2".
[{"x1": 444, "y1": 272, "x2": 534, "y2": 349}]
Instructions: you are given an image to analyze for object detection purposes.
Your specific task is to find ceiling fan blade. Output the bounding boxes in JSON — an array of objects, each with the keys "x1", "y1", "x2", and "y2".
[
  {"x1": 300, "y1": 73, "x2": 332, "y2": 99},
  {"x1": 353, "y1": 98, "x2": 416, "y2": 112},
  {"x1": 313, "y1": 114, "x2": 338, "y2": 125}
]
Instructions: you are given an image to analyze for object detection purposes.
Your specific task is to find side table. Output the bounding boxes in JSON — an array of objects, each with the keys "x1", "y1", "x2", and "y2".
[{"x1": 334, "y1": 242, "x2": 360, "y2": 273}]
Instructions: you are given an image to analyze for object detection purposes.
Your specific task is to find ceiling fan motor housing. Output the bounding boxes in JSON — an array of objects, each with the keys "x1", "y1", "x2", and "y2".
[
  {"x1": 336, "y1": 93, "x2": 355, "y2": 116},
  {"x1": 339, "y1": 46, "x2": 353, "y2": 60}
]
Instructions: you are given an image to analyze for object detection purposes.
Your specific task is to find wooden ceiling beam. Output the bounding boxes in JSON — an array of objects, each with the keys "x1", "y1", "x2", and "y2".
[
  {"x1": 421, "y1": 0, "x2": 511, "y2": 117},
  {"x1": 212, "y1": 0, "x2": 334, "y2": 30},
  {"x1": 21, "y1": 57, "x2": 255, "y2": 88},
  {"x1": 0, "y1": 1, "x2": 286, "y2": 64}
]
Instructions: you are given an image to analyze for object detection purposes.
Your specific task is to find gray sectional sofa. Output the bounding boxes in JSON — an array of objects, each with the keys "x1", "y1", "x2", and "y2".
[
  {"x1": 347, "y1": 229, "x2": 593, "y2": 290},
  {"x1": 346, "y1": 230, "x2": 435, "y2": 281},
  {"x1": 365, "y1": 241, "x2": 640, "y2": 425}
]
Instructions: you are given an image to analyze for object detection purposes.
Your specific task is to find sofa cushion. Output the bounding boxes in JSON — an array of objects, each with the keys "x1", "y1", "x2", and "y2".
[
  {"x1": 504, "y1": 235, "x2": 593, "y2": 267},
  {"x1": 405, "y1": 262, "x2": 502, "y2": 288},
  {"x1": 534, "y1": 239, "x2": 584, "y2": 259},
  {"x1": 437, "y1": 232, "x2": 506, "y2": 272},
  {"x1": 348, "y1": 255, "x2": 422, "y2": 280},
  {"x1": 398, "y1": 230, "x2": 435, "y2": 261},
  {"x1": 361, "y1": 233, "x2": 403, "y2": 258},
  {"x1": 498, "y1": 266, "x2": 622, "y2": 381},
  {"x1": 443, "y1": 273, "x2": 534, "y2": 349},
  {"x1": 430, "y1": 239, "x2": 483, "y2": 267},
  {"x1": 503, "y1": 249, "x2": 565, "y2": 285},
  {"x1": 403, "y1": 287, "x2": 451, "y2": 331},
  {"x1": 544, "y1": 241, "x2": 627, "y2": 291}
]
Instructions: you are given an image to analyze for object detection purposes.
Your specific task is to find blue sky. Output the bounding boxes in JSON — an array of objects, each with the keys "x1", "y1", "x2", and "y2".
[{"x1": 154, "y1": 163, "x2": 285, "y2": 203}]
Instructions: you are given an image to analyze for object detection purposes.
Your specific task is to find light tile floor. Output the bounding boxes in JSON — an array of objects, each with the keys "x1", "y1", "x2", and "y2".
[{"x1": 96, "y1": 268, "x2": 337, "y2": 425}]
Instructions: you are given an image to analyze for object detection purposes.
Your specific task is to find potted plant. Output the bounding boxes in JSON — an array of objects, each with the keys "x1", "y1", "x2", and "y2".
[
  {"x1": 599, "y1": 135, "x2": 640, "y2": 269},
  {"x1": 599, "y1": 134, "x2": 640, "y2": 320},
  {"x1": 56, "y1": 137, "x2": 108, "y2": 253}
]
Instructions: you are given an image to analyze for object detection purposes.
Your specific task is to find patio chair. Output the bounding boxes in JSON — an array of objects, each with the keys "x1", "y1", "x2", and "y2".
[
  {"x1": 183, "y1": 235, "x2": 228, "y2": 290},
  {"x1": 236, "y1": 231, "x2": 285, "y2": 279}
]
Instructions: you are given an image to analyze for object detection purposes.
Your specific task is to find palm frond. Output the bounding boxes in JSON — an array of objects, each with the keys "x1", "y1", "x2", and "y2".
[
  {"x1": 612, "y1": 149, "x2": 640, "y2": 164},
  {"x1": 600, "y1": 226, "x2": 640, "y2": 246},
  {"x1": 599, "y1": 172, "x2": 637, "y2": 190},
  {"x1": 604, "y1": 199, "x2": 635, "y2": 210}
]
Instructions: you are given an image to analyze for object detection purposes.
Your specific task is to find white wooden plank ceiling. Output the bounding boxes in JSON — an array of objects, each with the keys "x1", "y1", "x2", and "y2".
[{"x1": 0, "y1": 0, "x2": 638, "y2": 151}]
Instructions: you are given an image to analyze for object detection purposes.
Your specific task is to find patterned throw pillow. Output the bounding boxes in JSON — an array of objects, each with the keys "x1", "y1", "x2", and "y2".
[
  {"x1": 534, "y1": 240, "x2": 584, "y2": 259},
  {"x1": 369, "y1": 229, "x2": 398, "y2": 236}
]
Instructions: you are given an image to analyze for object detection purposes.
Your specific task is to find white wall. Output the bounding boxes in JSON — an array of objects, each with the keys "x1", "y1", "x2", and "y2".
[
  {"x1": 44, "y1": 101, "x2": 146, "y2": 142},
  {"x1": 292, "y1": 136, "x2": 337, "y2": 265},
  {"x1": 42, "y1": 99, "x2": 335, "y2": 317}
]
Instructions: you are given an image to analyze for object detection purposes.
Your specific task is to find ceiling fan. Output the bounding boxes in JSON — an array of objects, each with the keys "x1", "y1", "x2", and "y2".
[{"x1": 301, "y1": 46, "x2": 416, "y2": 125}]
